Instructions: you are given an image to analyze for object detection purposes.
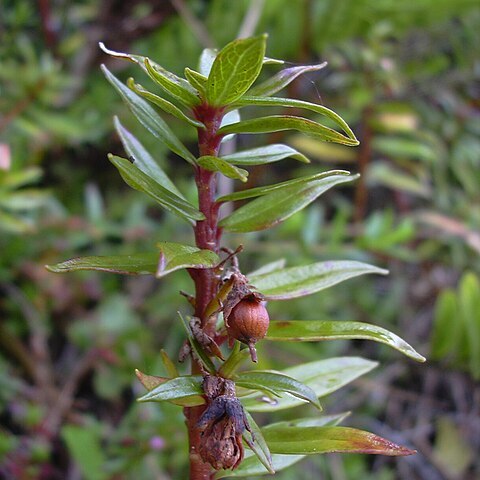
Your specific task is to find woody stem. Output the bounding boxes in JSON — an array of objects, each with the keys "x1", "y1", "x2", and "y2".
[{"x1": 185, "y1": 104, "x2": 225, "y2": 480}]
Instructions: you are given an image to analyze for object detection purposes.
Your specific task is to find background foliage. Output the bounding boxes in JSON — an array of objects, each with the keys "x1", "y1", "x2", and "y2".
[{"x1": 1, "y1": 1, "x2": 479, "y2": 479}]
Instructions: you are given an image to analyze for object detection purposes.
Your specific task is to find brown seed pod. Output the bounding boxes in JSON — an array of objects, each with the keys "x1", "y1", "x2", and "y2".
[{"x1": 226, "y1": 294, "x2": 269, "y2": 362}]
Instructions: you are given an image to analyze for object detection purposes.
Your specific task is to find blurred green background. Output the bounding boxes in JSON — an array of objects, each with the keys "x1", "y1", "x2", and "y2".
[{"x1": 1, "y1": 0, "x2": 479, "y2": 479}]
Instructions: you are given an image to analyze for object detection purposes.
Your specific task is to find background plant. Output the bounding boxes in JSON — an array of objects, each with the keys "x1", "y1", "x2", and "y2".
[{"x1": 1, "y1": 1, "x2": 479, "y2": 479}]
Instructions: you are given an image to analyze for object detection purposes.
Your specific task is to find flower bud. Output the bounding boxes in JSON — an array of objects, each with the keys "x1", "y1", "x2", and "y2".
[{"x1": 226, "y1": 295, "x2": 269, "y2": 362}]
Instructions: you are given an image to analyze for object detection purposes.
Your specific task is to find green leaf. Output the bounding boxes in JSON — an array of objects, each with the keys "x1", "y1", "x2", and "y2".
[
  {"x1": 218, "y1": 170, "x2": 350, "y2": 202},
  {"x1": 62, "y1": 424, "x2": 107, "y2": 480},
  {"x1": 459, "y1": 272, "x2": 480, "y2": 379},
  {"x1": 219, "y1": 115, "x2": 358, "y2": 146},
  {"x1": 262, "y1": 426, "x2": 415, "y2": 456},
  {"x1": 431, "y1": 289, "x2": 458, "y2": 360},
  {"x1": 218, "y1": 172, "x2": 357, "y2": 232},
  {"x1": 249, "y1": 260, "x2": 388, "y2": 300},
  {"x1": 108, "y1": 154, "x2": 204, "y2": 222},
  {"x1": 137, "y1": 375, "x2": 204, "y2": 403},
  {"x1": 266, "y1": 321, "x2": 425, "y2": 362},
  {"x1": 46, "y1": 253, "x2": 159, "y2": 275},
  {"x1": 160, "y1": 350, "x2": 179, "y2": 378},
  {"x1": 184, "y1": 67, "x2": 207, "y2": 95},
  {"x1": 243, "y1": 411, "x2": 274, "y2": 474},
  {"x1": 234, "y1": 96, "x2": 357, "y2": 144},
  {"x1": 156, "y1": 241, "x2": 219, "y2": 277},
  {"x1": 144, "y1": 58, "x2": 201, "y2": 107},
  {"x1": 236, "y1": 371, "x2": 321, "y2": 410},
  {"x1": 206, "y1": 35, "x2": 267, "y2": 106},
  {"x1": 221, "y1": 144, "x2": 309, "y2": 166},
  {"x1": 217, "y1": 413, "x2": 349, "y2": 478},
  {"x1": 0, "y1": 190, "x2": 49, "y2": 210},
  {"x1": 101, "y1": 65, "x2": 196, "y2": 164},
  {"x1": 197, "y1": 156, "x2": 248, "y2": 182},
  {"x1": 218, "y1": 343, "x2": 250, "y2": 378},
  {"x1": 178, "y1": 312, "x2": 217, "y2": 374},
  {"x1": 127, "y1": 78, "x2": 204, "y2": 128},
  {"x1": 242, "y1": 357, "x2": 377, "y2": 412},
  {"x1": 135, "y1": 369, "x2": 204, "y2": 407},
  {"x1": 100, "y1": 43, "x2": 200, "y2": 106},
  {"x1": 248, "y1": 62, "x2": 327, "y2": 97},
  {"x1": 1, "y1": 166, "x2": 42, "y2": 190},
  {"x1": 113, "y1": 117, "x2": 183, "y2": 197}
]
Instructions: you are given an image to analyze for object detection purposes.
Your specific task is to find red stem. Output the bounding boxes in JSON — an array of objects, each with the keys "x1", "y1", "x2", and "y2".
[{"x1": 185, "y1": 104, "x2": 225, "y2": 480}]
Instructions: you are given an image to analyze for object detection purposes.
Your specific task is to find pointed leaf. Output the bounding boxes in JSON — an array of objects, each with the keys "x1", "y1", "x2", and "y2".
[
  {"x1": 137, "y1": 375, "x2": 204, "y2": 403},
  {"x1": 219, "y1": 115, "x2": 358, "y2": 146},
  {"x1": 184, "y1": 67, "x2": 207, "y2": 95},
  {"x1": 46, "y1": 253, "x2": 159, "y2": 275},
  {"x1": 197, "y1": 156, "x2": 248, "y2": 182},
  {"x1": 249, "y1": 260, "x2": 388, "y2": 300},
  {"x1": 218, "y1": 173, "x2": 357, "y2": 232},
  {"x1": 160, "y1": 350, "x2": 179, "y2": 378},
  {"x1": 156, "y1": 241, "x2": 219, "y2": 277},
  {"x1": 218, "y1": 170, "x2": 349, "y2": 202},
  {"x1": 263, "y1": 426, "x2": 415, "y2": 456},
  {"x1": 127, "y1": 79, "x2": 204, "y2": 128},
  {"x1": 248, "y1": 62, "x2": 327, "y2": 97},
  {"x1": 144, "y1": 58, "x2": 200, "y2": 107},
  {"x1": 113, "y1": 117, "x2": 183, "y2": 197},
  {"x1": 266, "y1": 321, "x2": 425, "y2": 362},
  {"x1": 222, "y1": 144, "x2": 309, "y2": 166},
  {"x1": 234, "y1": 96, "x2": 357, "y2": 143},
  {"x1": 135, "y1": 369, "x2": 204, "y2": 407},
  {"x1": 236, "y1": 371, "x2": 321, "y2": 410},
  {"x1": 108, "y1": 155, "x2": 204, "y2": 222},
  {"x1": 101, "y1": 65, "x2": 195, "y2": 164},
  {"x1": 217, "y1": 413, "x2": 349, "y2": 478},
  {"x1": 206, "y1": 35, "x2": 267, "y2": 106},
  {"x1": 243, "y1": 411, "x2": 274, "y2": 474},
  {"x1": 100, "y1": 43, "x2": 200, "y2": 106},
  {"x1": 242, "y1": 357, "x2": 377, "y2": 412}
]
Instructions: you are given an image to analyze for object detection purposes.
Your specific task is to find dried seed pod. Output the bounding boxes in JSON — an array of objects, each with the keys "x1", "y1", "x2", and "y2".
[
  {"x1": 226, "y1": 294, "x2": 269, "y2": 362},
  {"x1": 197, "y1": 376, "x2": 252, "y2": 471}
]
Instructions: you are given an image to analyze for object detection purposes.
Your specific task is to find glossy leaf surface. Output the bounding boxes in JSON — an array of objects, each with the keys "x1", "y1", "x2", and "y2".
[
  {"x1": 266, "y1": 320, "x2": 425, "y2": 362},
  {"x1": 218, "y1": 115, "x2": 358, "y2": 146},
  {"x1": 127, "y1": 79, "x2": 204, "y2": 127},
  {"x1": 184, "y1": 67, "x2": 207, "y2": 95},
  {"x1": 113, "y1": 117, "x2": 182, "y2": 196},
  {"x1": 248, "y1": 62, "x2": 327, "y2": 97},
  {"x1": 263, "y1": 426, "x2": 415, "y2": 456},
  {"x1": 219, "y1": 173, "x2": 356, "y2": 232},
  {"x1": 221, "y1": 144, "x2": 309, "y2": 166},
  {"x1": 108, "y1": 155, "x2": 203, "y2": 222},
  {"x1": 242, "y1": 357, "x2": 377, "y2": 412},
  {"x1": 156, "y1": 241, "x2": 219, "y2": 277},
  {"x1": 249, "y1": 260, "x2": 388, "y2": 300},
  {"x1": 234, "y1": 96, "x2": 357, "y2": 143},
  {"x1": 46, "y1": 253, "x2": 158, "y2": 275},
  {"x1": 217, "y1": 414, "x2": 349, "y2": 478},
  {"x1": 144, "y1": 58, "x2": 200, "y2": 106},
  {"x1": 137, "y1": 375, "x2": 204, "y2": 403},
  {"x1": 236, "y1": 371, "x2": 321, "y2": 409},
  {"x1": 206, "y1": 35, "x2": 266, "y2": 106},
  {"x1": 243, "y1": 411, "x2": 274, "y2": 474},
  {"x1": 218, "y1": 170, "x2": 350, "y2": 202},
  {"x1": 197, "y1": 156, "x2": 248, "y2": 182},
  {"x1": 101, "y1": 65, "x2": 195, "y2": 164}
]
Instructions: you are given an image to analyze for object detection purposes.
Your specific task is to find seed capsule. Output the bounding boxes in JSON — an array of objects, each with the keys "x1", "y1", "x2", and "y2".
[{"x1": 226, "y1": 295, "x2": 269, "y2": 362}]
